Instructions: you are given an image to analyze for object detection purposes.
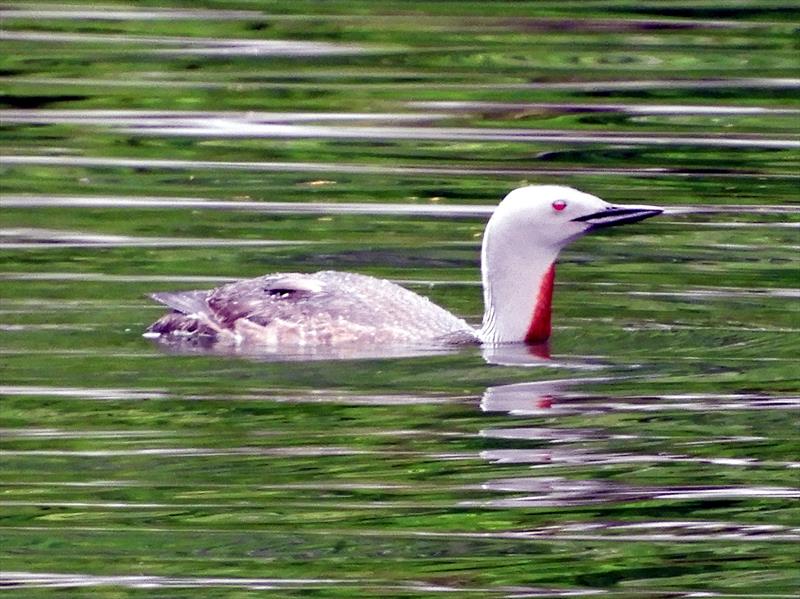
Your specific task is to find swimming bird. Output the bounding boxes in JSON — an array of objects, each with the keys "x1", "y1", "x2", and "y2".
[{"x1": 146, "y1": 186, "x2": 661, "y2": 349}]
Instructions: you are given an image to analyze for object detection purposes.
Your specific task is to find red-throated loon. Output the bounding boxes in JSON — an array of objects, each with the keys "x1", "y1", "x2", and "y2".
[{"x1": 145, "y1": 185, "x2": 662, "y2": 349}]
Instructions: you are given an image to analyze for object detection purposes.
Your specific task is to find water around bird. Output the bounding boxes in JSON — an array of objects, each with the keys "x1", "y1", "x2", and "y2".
[{"x1": 1, "y1": 2, "x2": 798, "y2": 597}]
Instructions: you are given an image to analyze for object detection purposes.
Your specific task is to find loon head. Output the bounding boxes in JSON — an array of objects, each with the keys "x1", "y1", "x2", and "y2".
[{"x1": 479, "y1": 185, "x2": 662, "y2": 344}]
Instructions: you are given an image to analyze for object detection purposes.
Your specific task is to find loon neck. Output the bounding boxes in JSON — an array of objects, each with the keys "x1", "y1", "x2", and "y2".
[
  {"x1": 523, "y1": 263, "x2": 555, "y2": 343},
  {"x1": 479, "y1": 237, "x2": 560, "y2": 344}
]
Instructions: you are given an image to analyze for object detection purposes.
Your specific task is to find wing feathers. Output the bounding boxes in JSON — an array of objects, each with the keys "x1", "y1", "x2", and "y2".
[
  {"x1": 260, "y1": 275, "x2": 325, "y2": 295},
  {"x1": 150, "y1": 290, "x2": 209, "y2": 316}
]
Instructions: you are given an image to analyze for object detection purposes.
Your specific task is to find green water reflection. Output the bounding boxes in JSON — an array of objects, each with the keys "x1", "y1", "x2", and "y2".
[{"x1": 1, "y1": 1, "x2": 798, "y2": 596}]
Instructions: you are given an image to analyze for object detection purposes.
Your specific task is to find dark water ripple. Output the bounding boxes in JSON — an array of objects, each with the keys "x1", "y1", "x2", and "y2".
[{"x1": 6, "y1": 156, "x2": 800, "y2": 180}]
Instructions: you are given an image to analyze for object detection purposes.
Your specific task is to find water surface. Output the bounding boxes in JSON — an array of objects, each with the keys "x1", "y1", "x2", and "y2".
[{"x1": 1, "y1": 2, "x2": 798, "y2": 597}]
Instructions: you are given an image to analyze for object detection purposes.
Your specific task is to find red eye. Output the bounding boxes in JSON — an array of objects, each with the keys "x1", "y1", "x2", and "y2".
[{"x1": 552, "y1": 200, "x2": 567, "y2": 211}]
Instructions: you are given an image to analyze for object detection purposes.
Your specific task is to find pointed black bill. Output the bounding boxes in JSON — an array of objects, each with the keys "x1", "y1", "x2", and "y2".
[{"x1": 572, "y1": 205, "x2": 663, "y2": 230}]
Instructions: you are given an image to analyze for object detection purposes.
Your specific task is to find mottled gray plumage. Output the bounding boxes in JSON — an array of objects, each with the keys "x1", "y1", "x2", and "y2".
[{"x1": 147, "y1": 270, "x2": 477, "y2": 348}]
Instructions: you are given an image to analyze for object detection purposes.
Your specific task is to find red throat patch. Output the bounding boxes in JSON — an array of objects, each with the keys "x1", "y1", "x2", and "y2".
[{"x1": 524, "y1": 263, "x2": 555, "y2": 344}]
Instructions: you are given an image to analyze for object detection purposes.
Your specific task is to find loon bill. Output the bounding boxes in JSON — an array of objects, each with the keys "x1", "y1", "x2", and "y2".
[{"x1": 146, "y1": 185, "x2": 662, "y2": 349}]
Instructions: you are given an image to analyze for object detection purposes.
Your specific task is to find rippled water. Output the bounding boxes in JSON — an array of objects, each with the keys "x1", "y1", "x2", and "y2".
[{"x1": 1, "y1": 2, "x2": 798, "y2": 597}]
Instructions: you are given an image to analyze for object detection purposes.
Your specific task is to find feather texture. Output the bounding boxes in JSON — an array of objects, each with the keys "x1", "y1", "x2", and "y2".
[{"x1": 147, "y1": 271, "x2": 477, "y2": 348}]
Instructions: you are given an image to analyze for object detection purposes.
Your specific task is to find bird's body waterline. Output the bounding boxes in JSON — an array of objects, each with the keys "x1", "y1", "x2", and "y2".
[{"x1": 146, "y1": 186, "x2": 662, "y2": 350}]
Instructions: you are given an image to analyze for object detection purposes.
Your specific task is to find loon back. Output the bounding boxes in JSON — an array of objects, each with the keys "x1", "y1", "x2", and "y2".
[{"x1": 146, "y1": 270, "x2": 477, "y2": 348}]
